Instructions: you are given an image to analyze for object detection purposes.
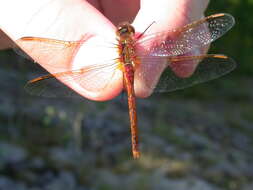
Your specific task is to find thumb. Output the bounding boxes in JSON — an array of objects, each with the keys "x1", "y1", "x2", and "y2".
[{"x1": 0, "y1": 0, "x2": 122, "y2": 101}]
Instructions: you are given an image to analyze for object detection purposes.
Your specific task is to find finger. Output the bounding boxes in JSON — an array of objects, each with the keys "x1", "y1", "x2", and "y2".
[
  {"x1": 132, "y1": 0, "x2": 209, "y2": 97},
  {"x1": 0, "y1": 0, "x2": 122, "y2": 101},
  {"x1": 134, "y1": 0, "x2": 209, "y2": 32}
]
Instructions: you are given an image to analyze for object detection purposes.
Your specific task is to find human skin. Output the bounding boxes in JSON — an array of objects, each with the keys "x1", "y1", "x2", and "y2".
[{"x1": 0, "y1": 0, "x2": 210, "y2": 101}]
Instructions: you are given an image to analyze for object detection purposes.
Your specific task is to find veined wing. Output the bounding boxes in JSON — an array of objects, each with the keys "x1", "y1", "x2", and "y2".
[
  {"x1": 25, "y1": 61, "x2": 120, "y2": 97},
  {"x1": 136, "y1": 13, "x2": 235, "y2": 57},
  {"x1": 15, "y1": 36, "x2": 118, "y2": 71},
  {"x1": 136, "y1": 54, "x2": 236, "y2": 93},
  {"x1": 15, "y1": 37, "x2": 82, "y2": 70}
]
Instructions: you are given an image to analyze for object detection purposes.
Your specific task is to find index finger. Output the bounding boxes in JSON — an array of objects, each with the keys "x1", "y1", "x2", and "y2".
[{"x1": 132, "y1": 0, "x2": 210, "y2": 97}]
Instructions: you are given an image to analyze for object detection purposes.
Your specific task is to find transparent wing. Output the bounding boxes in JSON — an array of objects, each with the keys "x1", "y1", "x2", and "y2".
[
  {"x1": 136, "y1": 13, "x2": 235, "y2": 57},
  {"x1": 25, "y1": 78, "x2": 80, "y2": 98},
  {"x1": 15, "y1": 36, "x2": 118, "y2": 70},
  {"x1": 25, "y1": 62, "x2": 119, "y2": 97},
  {"x1": 15, "y1": 37, "x2": 82, "y2": 69},
  {"x1": 137, "y1": 54, "x2": 236, "y2": 93}
]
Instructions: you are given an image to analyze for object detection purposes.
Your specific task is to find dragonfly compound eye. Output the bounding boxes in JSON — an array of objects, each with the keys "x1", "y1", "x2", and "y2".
[{"x1": 117, "y1": 22, "x2": 135, "y2": 37}]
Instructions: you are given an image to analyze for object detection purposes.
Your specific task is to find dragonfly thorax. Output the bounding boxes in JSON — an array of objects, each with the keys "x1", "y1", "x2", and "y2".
[{"x1": 116, "y1": 22, "x2": 135, "y2": 41}]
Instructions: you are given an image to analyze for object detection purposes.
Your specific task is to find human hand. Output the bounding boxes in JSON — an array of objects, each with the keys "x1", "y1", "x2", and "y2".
[{"x1": 0, "y1": 0, "x2": 210, "y2": 100}]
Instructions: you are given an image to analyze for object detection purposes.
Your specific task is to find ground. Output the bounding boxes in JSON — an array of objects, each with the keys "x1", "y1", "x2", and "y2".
[{"x1": 0, "y1": 49, "x2": 252, "y2": 190}]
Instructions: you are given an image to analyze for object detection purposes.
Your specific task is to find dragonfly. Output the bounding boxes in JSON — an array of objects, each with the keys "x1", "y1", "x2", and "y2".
[{"x1": 15, "y1": 13, "x2": 236, "y2": 159}]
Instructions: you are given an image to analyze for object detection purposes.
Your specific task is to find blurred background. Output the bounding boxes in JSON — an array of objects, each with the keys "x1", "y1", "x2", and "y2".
[{"x1": 0, "y1": 1, "x2": 252, "y2": 190}]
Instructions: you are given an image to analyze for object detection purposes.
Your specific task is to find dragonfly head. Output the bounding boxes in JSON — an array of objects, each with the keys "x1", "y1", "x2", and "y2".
[{"x1": 116, "y1": 22, "x2": 135, "y2": 40}]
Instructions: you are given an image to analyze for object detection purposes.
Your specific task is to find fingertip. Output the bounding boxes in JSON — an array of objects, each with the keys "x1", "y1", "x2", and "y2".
[
  {"x1": 69, "y1": 70, "x2": 123, "y2": 101},
  {"x1": 133, "y1": 1, "x2": 190, "y2": 37},
  {"x1": 69, "y1": 34, "x2": 123, "y2": 101}
]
